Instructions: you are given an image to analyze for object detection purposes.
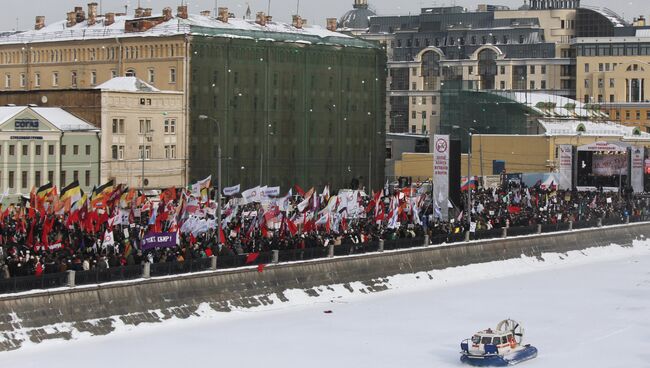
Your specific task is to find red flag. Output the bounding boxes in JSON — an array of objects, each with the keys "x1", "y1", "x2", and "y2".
[
  {"x1": 257, "y1": 264, "x2": 265, "y2": 272},
  {"x1": 245, "y1": 252, "x2": 260, "y2": 264},
  {"x1": 261, "y1": 224, "x2": 268, "y2": 238},
  {"x1": 189, "y1": 233, "x2": 197, "y2": 245},
  {"x1": 287, "y1": 219, "x2": 298, "y2": 235},
  {"x1": 219, "y1": 227, "x2": 226, "y2": 244},
  {"x1": 294, "y1": 184, "x2": 305, "y2": 197},
  {"x1": 507, "y1": 205, "x2": 521, "y2": 214}
]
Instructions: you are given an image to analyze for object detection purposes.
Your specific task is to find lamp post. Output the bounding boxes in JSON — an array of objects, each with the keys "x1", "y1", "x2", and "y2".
[
  {"x1": 452, "y1": 125, "x2": 476, "y2": 227},
  {"x1": 198, "y1": 115, "x2": 222, "y2": 244}
]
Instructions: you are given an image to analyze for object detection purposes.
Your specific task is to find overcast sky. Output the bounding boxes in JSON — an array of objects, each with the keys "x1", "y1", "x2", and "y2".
[{"x1": 4, "y1": 0, "x2": 647, "y2": 31}]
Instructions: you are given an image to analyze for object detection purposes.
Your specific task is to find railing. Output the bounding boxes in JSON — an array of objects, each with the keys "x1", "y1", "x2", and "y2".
[{"x1": 0, "y1": 217, "x2": 645, "y2": 295}]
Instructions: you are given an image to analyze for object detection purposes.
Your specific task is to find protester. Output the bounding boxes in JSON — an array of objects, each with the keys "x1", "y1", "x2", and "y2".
[{"x1": 0, "y1": 179, "x2": 646, "y2": 279}]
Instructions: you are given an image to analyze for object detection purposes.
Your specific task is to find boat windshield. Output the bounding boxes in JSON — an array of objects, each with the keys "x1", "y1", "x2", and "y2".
[
  {"x1": 471, "y1": 335, "x2": 481, "y2": 344},
  {"x1": 481, "y1": 336, "x2": 492, "y2": 345}
]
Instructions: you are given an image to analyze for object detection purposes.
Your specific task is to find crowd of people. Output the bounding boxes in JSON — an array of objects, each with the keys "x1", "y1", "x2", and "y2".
[{"x1": 0, "y1": 179, "x2": 647, "y2": 280}]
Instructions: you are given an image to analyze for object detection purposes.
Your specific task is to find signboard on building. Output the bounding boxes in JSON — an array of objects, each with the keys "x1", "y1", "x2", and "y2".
[
  {"x1": 433, "y1": 134, "x2": 449, "y2": 221},
  {"x1": 631, "y1": 147, "x2": 644, "y2": 193},
  {"x1": 558, "y1": 144, "x2": 573, "y2": 190},
  {"x1": 14, "y1": 119, "x2": 39, "y2": 131}
]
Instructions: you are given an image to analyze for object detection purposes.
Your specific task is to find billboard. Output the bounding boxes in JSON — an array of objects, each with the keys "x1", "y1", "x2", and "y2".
[
  {"x1": 631, "y1": 147, "x2": 644, "y2": 193},
  {"x1": 558, "y1": 145, "x2": 573, "y2": 190},
  {"x1": 433, "y1": 135, "x2": 450, "y2": 221}
]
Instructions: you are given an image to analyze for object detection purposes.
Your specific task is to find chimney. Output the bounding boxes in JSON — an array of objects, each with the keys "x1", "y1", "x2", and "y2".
[
  {"x1": 35, "y1": 16, "x2": 45, "y2": 30},
  {"x1": 177, "y1": 5, "x2": 188, "y2": 19},
  {"x1": 74, "y1": 6, "x2": 86, "y2": 23},
  {"x1": 87, "y1": 2, "x2": 98, "y2": 26},
  {"x1": 256, "y1": 12, "x2": 267, "y2": 26},
  {"x1": 200, "y1": 10, "x2": 211, "y2": 17},
  {"x1": 66, "y1": 11, "x2": 77, "y2": 27},
  {"x1": 143, "y1": 8, "x2": 152, "y2": 17},
  {"x1": 162, "y1": 7, "x2": 173, "y2": 21},
  {"x1": 218, "y1": 7, "x2": 228, "y2": 22},
  {"x1": 292, "y1": 15, "x2": 303, "y2": 29},
  {"x1": 326, "y1": 18, "x2": 337, "y2": 31},
  {"x1": 265, "y1": 15, "x2": 273, "y2": 23},
  {"x1": 105, "y1": 12, "x2": 115, "y2": 26},
  {"x1": 135, "y1": 7, "x2": 145, "y2": 18}
]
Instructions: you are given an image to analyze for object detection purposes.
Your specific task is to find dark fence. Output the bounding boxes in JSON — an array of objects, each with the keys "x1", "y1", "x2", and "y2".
[
  {"x1": 76, "y1": 265, "x2": 144, "y2": 286},
  {"x1": 0, "y1": 272, "x2": 69, "y2": 294},
  {"x1": 0, "y1": 218, "x2": 645, "y2": 295}
]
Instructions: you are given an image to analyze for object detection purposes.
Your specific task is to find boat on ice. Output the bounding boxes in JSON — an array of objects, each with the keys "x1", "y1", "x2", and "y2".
[{"x1": 460, "y1": 319, "x2": 538, "y2": 366}]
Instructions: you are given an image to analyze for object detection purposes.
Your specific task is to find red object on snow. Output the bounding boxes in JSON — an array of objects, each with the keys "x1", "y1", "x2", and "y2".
[
  {"x1": 257, "y1": 264, "x2": 265, "y2": 272},
  {"x1": 245, "y1": 252, "x2": 260, "y2": 264}
]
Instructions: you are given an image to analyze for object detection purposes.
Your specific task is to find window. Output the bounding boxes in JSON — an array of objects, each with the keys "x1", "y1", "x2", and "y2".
[
  {"x1": 52, "y1": 72, "x2": 59, "y2": 86},
  {"x1": 647, "y1": 111, "x2": 650, "y2": 120},
  {"x1": 165, "y1": 145, "x2": 177, "y2": 159},
  {"x1": 111, "y1": 145, "x2": 118, "y2": 159},
  {"x1": 500, "y1": 81, "x2": 506, "y2": 89},
  {"x1": 422, "y1": 97, "x2": 427, "y2": 105},
  {"x1": 22, "y1": 145, "x2": 28, "y2": 156},
  {"x1": 8, "y1": 171, "x2": 14, "y2": 189},
  {"x1": 541, "y1": 80, "x2": 546, "y2": 89},
  {"x1": 530, "y1": 65, "x2": 535, "y2": 74},
  {"x1": 412, "y1": 97, "x2": 416, "y2": 105},
  {"x1": 60, "y1": 171, "x2": 66, "y2": 187},
  {"x1": 35, "y1": 171, "x2": 41, "y2": 187},
  {"x1": 584, "y1": 63, "x2": 589, "y2": 73},
  {"x1": 35, "y1": 145, "x2": 41, "y2": 156},
  {"x1": 73, "y1": 170, "x2": 78, "y2": 182},
  {"x1": 411, "y1": 67, "x2": 417, "y2": 76},
  {"x1": 21, "y1": 171, "x2": 27, "y2": 188},
  {"x1": 164, "y1": 119, "x2": 176, "y2": 134},
  {"x1": 34, "y1": 73, "x2": 40, "y2": 87},
  {"x1": 493, "y1": 336, "x2": 502, "y2": 345},
  {"x1": 111, "y1": 70, "x2": 118, "y2": 79},
  {"x1": 598, "y1": 78, "x2": 603, "y2": 88},
  {"x1": 610, "y1": 95, "x2": 615, "y2": 102},
  {"x1": 85, "y1": 170, "x2": 90, "y2": 187},
  {"x1": 112, "y1": 119, "x2": 118, "y2": 133},
  {"x1": 139, "y1": 119, "x2": 152, "y2": 133},
  {"x1": 4, "y1": 74, "x2": 11, "y2": 88},
  {"x1": 148, "y1": 68, "x2": 155, "y2": 83},
  {"x1": 411, "y1": 111, "x2": 416, "y2": 119},
  {"x1": 169, "y1": 68, "x2": 176, "y2": 83},
  {"x1": 48, "y1": 171, "x2": 53, "y2": 183},
  {"x1": 421, "y1": 111, "x2": 426, "y2": 119},
  {"x1": 500, "y1": 66, "x2": 506, "y2": 74},
  {"x1": 584, "y1": 79, "x2": 590, "y2": 88},
  {"x1": 9, "y1": 145, "x2": 14, "y2": 156},
  {"x1": 468, "y1": 66, "x2": 473, "y2": 75},
  {"x1": 19, "y1": 73, "x2": 26, "y2": 87},
  {"x1": 61, "y1": 145, "x2": 66, "y2": 155},
  {"x1": 90, "y1": 71, "x2": 97, "y2": 85},
  {"x1": 71, "y1": 71, "x2": 77, "y2": 87},
  {"x1": 626, "y1": 110, "x2": 631, "y2": 119},
  {"x1": 73, "y1": 145, "x2": 79, "y2": 155},
  {"x1": 584, "y1": 95, "x2": 589, "y2": 103},
  {"x1": 610, "y1": 79, "x2": 615, "y2": 88},
  {"x1": 48, "y1": 144, "x2": 54, "y2": 155},
  {"x1": 411, "y1": 125, "x2": 416, "y2": 133},
  {"x1": 541, "y1": 65, "x2": 546, "y2": 74},
  {"x1": 636, "y1": 110, "x2": 641, "y2": 119},
  {"x1": 530, "y1": 81, "x2": 535, "y2": 89},
  {"x1": 85, "y1": 145, "x2": 90, "y2": 155},
  {"x1": 598, "y1": 95, "x2": 603, "y2": 103},
  {"x1": 599, "y1": 63, "x2": 604, "y2": 72},
  {"x1": 125, "y1": 69, "x2": 136, "y2": 77},
  {"x1": 411, "y1": 82, "x2": 416, "y2": 90}
]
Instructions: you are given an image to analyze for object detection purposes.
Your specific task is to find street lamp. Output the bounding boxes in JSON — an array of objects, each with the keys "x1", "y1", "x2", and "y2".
[
  {"x1": 452, "y1": 125, "x2": 477, "y2": 228},
  {"x1": 198, "y1": 115, "x2": 222, "y2": 245}
]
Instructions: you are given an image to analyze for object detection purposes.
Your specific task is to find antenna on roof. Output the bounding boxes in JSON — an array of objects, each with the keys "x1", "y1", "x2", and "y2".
[
  {"x1": 296, "y1": 0, "x2": 300, "y2": 14},
  {"x1": 214, "y1": 0, "x2": 218, "y2": 18},
  {"x1": 267, "y1": 0, "x2": 271, "y2": 16}
]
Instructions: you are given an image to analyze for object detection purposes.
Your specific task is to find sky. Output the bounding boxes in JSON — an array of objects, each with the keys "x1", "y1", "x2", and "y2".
[{"x1": 3, "y1": 0, "x2": 647, "y2": 31}]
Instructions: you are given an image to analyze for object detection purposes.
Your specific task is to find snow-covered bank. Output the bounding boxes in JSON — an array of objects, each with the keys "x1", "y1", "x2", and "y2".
[{"x1": 3, "y1": 239, "x2": 649, "y2": 367}]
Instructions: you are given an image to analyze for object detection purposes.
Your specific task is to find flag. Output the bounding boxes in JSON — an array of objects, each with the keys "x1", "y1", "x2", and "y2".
[
  {"x1": 262, "y1": 186, "x2": 280, "y2": 197},
  {"x1": 241, "y1": 186, "x2": 262, "y2": 204},
  {"x1": 321, "y1": 185, "x2": 330, "y2": 201},
  {"x1": 191, "y1": 176, "x2": 212, "y2": 202},
  {"x1": 223, "y1": 184, "x2": 241, "y2": 196},
  {"x1": 294, "y1": 184, "x2": 306, "y2": 197},
  {"x1": 245, "y1": 252, "x2": 260, "y2": 264},
  {"x1": 36, "y1": 182, "x2": 54, "y2": 200},
  {"x1": 101, "y1": 229, "x2": 115, "y2": 248},
  {"x1": 160, "y1": 187, "x2": 177, "y2": 202}
]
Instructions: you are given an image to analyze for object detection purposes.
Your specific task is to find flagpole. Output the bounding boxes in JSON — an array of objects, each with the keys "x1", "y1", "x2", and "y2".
[{"x1": 199, "y1": 115, "x2": 222, "y2": 244}]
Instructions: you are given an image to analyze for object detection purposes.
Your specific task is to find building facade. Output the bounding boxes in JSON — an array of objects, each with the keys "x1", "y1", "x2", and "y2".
[
  {"x1": 0, "y1": 106, "x2": 100, "y2": 198},
  {"x1": 96, "y1": 77, "x2": 185, "y2": 189},
  {"x1": 0, "y1": 4, "x2": 386, "y2": 191}
]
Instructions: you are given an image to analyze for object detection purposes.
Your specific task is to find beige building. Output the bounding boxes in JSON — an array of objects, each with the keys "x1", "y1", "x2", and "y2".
[
  {"x1": 575, "y1": 33, "x2": 650, "y2": 129},
  {"x1": 96, "y1": 77, "x2": 185, "y2": 189}
]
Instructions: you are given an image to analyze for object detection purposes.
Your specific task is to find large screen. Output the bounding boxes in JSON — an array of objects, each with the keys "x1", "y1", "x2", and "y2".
[{"x1": 592, "y1": 153, "x2": 627, "y2": 176}]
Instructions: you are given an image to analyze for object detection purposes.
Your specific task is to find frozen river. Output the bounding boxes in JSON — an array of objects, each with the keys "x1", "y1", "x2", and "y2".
[{"x1": 3, "y1": 241, "x2": 650, "y2": 368}]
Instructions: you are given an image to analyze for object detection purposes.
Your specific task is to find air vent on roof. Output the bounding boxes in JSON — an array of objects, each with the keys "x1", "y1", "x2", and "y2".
[
  {"x1": 6, "y1": 104, "x2": 16, "y2": 107},
  {"x1": 28, "y1": 103, "x2": 38, "y2": 107}
]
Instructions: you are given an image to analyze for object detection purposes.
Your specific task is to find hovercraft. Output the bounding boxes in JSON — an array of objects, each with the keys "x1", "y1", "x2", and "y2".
[{"x1": 460, "y1": 319, "x2": 538, "y2": 367}]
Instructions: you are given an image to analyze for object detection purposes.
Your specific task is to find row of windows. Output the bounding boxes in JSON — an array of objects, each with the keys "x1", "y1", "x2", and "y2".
[
  {"x1": 411, "y1": 96, "x2": 438, "y2": 105},
  {"x1": 111, "y1": 118, "x2": 177, "y2": 134},
  {"x1": 611, "y1": 110, "x2": 650, "y2": 120},
  {"x1": 577, "y1": 44, "x2": 650, "y2": 57},
  {"x1": 3, "y1": 68, "x2": 177, "y2": 89},
  {"x1": 498, "y1": 80, "x2": 548, "y2": 89},
  {"x1": 110, "y1": 145, "x2": 177, "y2": 160},
  {"x1": 2, "y1": 169, "x2": 91, "y2": 189},
  {"x1": 392, "y1": 34, "x2": 537, "y2": 49},
  {"x1": 0, "y1": 43, "x2": 183, "y2": 65},
  {"x1": 584, "y1": 78, "x2": 616, "y2": 89},
  {"x1": 411, "y1": 110, "x2": 436, "y2": 119},
  {"x1": 0, "y1": 143, "x2": 91, "y2": 156}
]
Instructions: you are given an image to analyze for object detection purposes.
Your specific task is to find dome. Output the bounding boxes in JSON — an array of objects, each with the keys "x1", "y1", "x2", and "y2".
[{"x1": 339, "y1": 2, "x2": 376, "y2": 30}]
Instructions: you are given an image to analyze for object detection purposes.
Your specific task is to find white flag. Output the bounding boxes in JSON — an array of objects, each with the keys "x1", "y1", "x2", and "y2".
[
  {"x1": 263, "y1": 186, "x2": 280, "y2": 197},
  {"x1": 101, "y1": 230, "x2": 115, "y2": 249},
  {"x1": 241, "y1": 186, "x2": 262, "y2": 204},
  {"x1": 223, "y1": 184, "x2": 241, "y2": 196}
]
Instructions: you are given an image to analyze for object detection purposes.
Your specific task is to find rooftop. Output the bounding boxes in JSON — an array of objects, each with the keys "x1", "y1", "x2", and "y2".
[
  {"x1": 0, "y1": 12, "x2": 375, "y2": 49},
  {"x1": 95, "y1": 77, "x2": 161, "y2": 92},
  {"x1": 0, "y1": 106, "x2": 98, "y2": 131},
  {"x1": 491, "y1": 91, "x2": 609, "y2": 119},
  {"x1": 539, "y1": 119, "x2": 648, "y2": 138}
]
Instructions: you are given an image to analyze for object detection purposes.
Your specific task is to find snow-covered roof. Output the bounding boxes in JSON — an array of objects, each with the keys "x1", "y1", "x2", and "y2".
[
  {"x1": 0, "y1": 106, "x2": 98, "y2": 131},
  {"x1": 95, "y1": 77, "x2": 160, "y2": 92},
  {"x1": 490, "y1": 92, "x2": 608, "y2": 119},
  {"x1": 581, "y1": 6, "x2": 628, "y2": 28},
  {"x1": 539, "y1": 119, "x2": 649, "y2": 138},
  {"x1": 0, "y1": 13, "x2": 368, "y2": 48}
]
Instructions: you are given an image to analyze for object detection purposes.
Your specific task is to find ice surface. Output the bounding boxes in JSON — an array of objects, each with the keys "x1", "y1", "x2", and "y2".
[{"x1": 3, "y1": 241, "x2": 650, "y2": 367}]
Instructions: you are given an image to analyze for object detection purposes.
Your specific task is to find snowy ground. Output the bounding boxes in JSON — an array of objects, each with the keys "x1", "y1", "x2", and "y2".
[{"x1": 3, "y1": 241, "x2": 650, "y2": 368}]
